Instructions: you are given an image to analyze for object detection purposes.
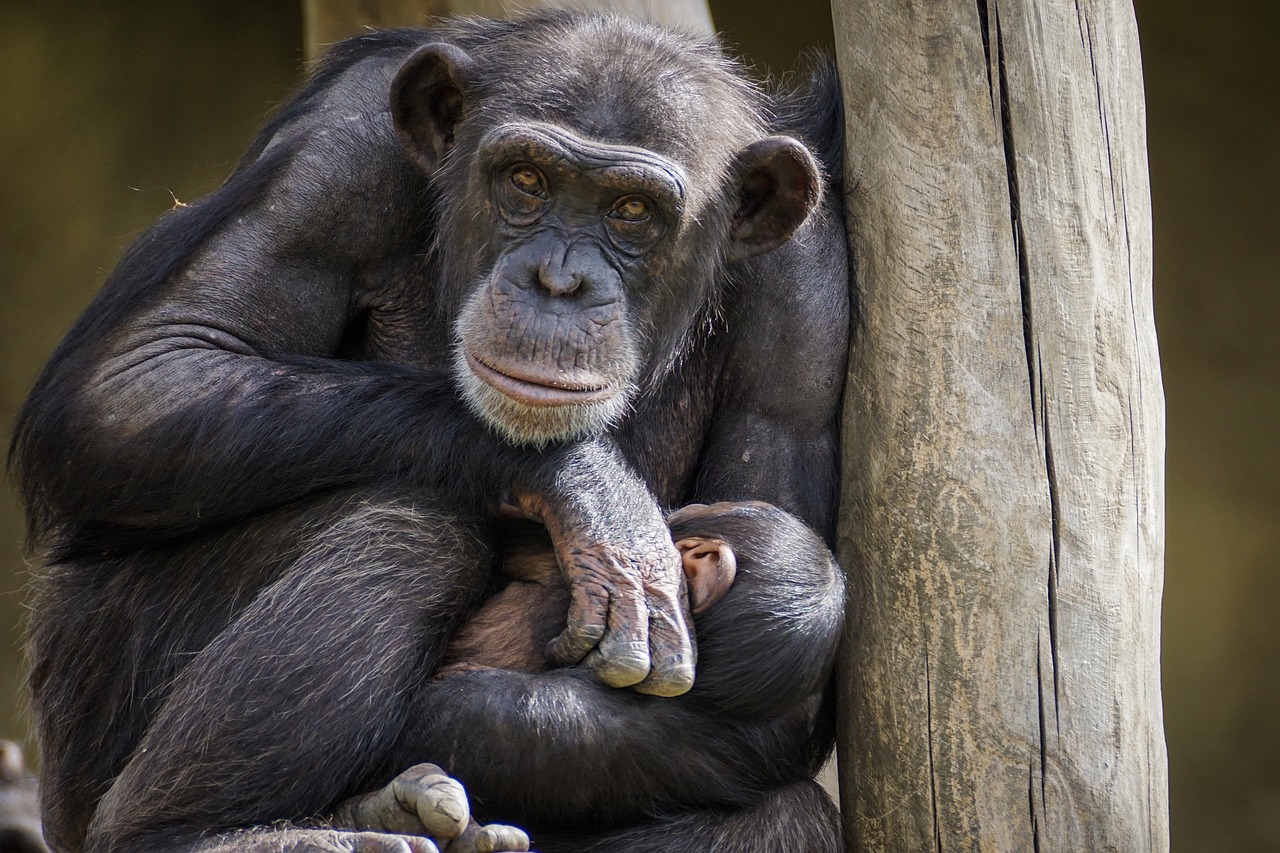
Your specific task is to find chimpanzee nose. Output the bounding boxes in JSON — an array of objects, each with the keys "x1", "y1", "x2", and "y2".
[
  {"x1": 534, "y1": 237, "x2": 620, "y2": 298},
  {"x1": 537, "y1": 257, "x2": 584, "y2": 296}
]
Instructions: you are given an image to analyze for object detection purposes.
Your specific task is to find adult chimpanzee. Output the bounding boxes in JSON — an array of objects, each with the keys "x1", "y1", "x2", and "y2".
[{"x1": 11, "y1": 11, "x2": 849, "y2": 853}]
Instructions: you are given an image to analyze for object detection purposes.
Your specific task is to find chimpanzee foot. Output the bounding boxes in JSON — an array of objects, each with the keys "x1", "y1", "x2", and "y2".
[
  {"x1": 313, "y1": 830, "x2": 440, "y2": 853},
  {"x1": 334, "y1": 764, "x2": 530, "y2": 852},
  {"x1": 191, "y1": 827, "x2": 442, "y2": 853}
]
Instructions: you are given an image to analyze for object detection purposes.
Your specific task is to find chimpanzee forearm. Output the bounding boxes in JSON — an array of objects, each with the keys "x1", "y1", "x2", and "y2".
[
  {"x1": 19, "y1": 355, "x2": 474, "y2": 534},
  {"x1": 391, "y1": 667, "x2": 825, "y2": 831},
  {"x1": 15, "y1": 334, "x2": 663, "y2": 555}
]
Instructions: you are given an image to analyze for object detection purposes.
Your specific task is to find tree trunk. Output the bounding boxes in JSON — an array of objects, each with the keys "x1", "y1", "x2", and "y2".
[
  {"x1": 303, "y1": 0, "x2": 712, "y2": 59},
  {"x1": 831, "y1": 0, "x2": 1167, "y2": 850}
]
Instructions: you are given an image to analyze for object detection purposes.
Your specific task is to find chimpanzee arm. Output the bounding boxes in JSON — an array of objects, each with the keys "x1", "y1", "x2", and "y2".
[
  {"x1": 10, "y1": 50, "x2": 647, "y2": 551},
  {"x1": 692, "y1": 205, "x2": 850, "y2": 541},
  {"x1": 12, "y1": 44, "x2": 691, "y2": 692},
  {"x1": 14, "y1": 111, "x2": 485, "y2": 537},
  {"x1": 395, "y1": 668, "x2": 824, "y2": 831}
]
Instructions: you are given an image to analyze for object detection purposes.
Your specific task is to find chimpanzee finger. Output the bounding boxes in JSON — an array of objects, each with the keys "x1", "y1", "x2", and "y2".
[
  {"x1": 632, "y1": 586, "x2": 695, "y2": 696},
  {"x1": 474, "y1": 824, "x2": 532, "y2": 852},
  {"x1": 589, "y1": 588, "x2": 651, "y2": 687},
  {"x1": 335, "y1": 786, "x2": 423, "y2": 836},
  {"x1": 546, "y1": 580, "x2": 608, "y2": 666},
  {"x1": 445, "y1": 820, "x2": 531, "y2": 853},
  {"x1": 391, "y1": 764, "x2": 470, "y2": 841}
]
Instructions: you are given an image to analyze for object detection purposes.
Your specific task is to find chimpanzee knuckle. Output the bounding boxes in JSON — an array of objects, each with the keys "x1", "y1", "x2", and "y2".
[
  {"x1": 641, "y1": 567, "x2": 684, "y2": 598},
  {"x1": 560, "y1": 612, "x2": 607, "y2": 647},
  {"x1": 586, "y1": 647, "x2": 650, "y2": 688},
  {"x1": 548, "y1": 595, "x2": 608, "y2": 664},
  {"x1": 392, "y1": 763, "x2": 449, "y2": 791},
  {"x1": 335, "y1": 787, "x2": 419, "y2": 836},
  {"x1": 637, "y1": 550, "x2": 683, "y2": 587},
  {"x1": 371, "y1": 797, "x2": 429, "y2": 836}
]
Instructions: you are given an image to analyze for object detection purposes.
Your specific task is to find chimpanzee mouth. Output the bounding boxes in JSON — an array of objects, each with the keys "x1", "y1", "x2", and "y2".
[{"x1": 466, "y1": 352, "x2": 615, "y2": 407}]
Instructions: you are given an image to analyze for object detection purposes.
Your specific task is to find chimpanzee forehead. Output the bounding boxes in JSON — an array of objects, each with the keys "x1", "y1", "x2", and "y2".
[{"x1": 467, "y1": 15, "x2": 765, "y2": 175}]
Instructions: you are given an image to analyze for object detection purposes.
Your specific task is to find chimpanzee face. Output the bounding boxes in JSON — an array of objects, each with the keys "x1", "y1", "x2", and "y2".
[
  {"x1": 392, "y1": 41, "x2": 821, "y2": 446},
  {"x1": 448, "y1": 121, "x2": 691, "y2": 445}
]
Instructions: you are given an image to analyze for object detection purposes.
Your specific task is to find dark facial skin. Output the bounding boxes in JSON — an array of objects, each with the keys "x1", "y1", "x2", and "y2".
[
  {"x1": 10, "y1": 12, "x2": 850, "y2": 853},
  {"x1": 452, "y1": 121, "x2": 689, "y2": 446}
]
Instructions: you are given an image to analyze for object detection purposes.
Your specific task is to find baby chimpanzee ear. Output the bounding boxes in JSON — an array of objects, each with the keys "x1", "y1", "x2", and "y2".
[
  {"x1": 675, "y1": 537, "x2": 738, "y2": 615},
  {"x1": 391, "y1": 43, "x2": 478, "y2": 172},
  {"x1": 727, "y1": 135, "x2": 823, "y2": 261}
]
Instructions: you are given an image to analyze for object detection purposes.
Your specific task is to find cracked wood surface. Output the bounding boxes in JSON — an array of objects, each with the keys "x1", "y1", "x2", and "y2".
[{"x1": 832, "y1": 0, "x2": 1167, "y2": 850}]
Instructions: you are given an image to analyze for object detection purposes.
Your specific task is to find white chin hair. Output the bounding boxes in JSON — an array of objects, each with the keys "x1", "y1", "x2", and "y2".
[{"x1": 453, "y1": 352, "x2": 631, "y2": 447}]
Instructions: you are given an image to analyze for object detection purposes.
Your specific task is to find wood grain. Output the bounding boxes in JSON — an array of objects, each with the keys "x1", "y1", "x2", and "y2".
[{"x1": 831, "y1": 0, "x2": 1167, "y2": 849}]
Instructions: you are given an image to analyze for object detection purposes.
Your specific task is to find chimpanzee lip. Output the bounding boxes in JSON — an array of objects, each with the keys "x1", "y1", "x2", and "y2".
[{"x1": 467, "y1": 352, "x2": 614, "y2": 407}]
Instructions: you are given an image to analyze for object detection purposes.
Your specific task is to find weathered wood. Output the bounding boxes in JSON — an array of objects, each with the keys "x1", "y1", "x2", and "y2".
[
  {"x1": 303, "y1": 0, "x2": 712, "y2": 59},
  {"x1": 831, "y1": 0, "x2": 1167, "y2": 849}
]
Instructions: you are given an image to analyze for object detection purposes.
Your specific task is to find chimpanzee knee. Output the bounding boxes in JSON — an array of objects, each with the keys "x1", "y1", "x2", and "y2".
[{"x1": 44, "y1": 488, "x2": 495, "y2": 853}]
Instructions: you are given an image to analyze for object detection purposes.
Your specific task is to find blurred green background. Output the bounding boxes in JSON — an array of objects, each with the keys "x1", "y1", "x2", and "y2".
[{"x1": 0, "y1": 1, "x2": 1275, "y2": 849}]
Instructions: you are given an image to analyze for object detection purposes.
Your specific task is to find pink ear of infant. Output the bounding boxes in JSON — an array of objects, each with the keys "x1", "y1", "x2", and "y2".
[{"x1": 675, "y1": 537, "x2": 737, "y2": 614}]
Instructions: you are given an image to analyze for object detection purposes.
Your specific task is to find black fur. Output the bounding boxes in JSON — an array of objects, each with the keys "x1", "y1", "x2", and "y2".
[
  {"x1": 396, "y1": 502, "x2": 844, "y2": 834},
  {"x1": 10, "y1": 12, "x2": 849, "y2": 853}
]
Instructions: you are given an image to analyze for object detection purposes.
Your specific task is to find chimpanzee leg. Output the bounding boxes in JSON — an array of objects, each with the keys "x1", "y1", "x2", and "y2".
[
  {"x1": 534, "y1": 780, "x2": 843, "y2": 853},
  {"x1": 69, "y1": 489, "x2": 494, "y2": 853}
]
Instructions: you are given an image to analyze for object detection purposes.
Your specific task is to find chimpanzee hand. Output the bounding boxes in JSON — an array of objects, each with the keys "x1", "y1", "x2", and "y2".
[
  {"x1": 515, "y1": 440, "x2": 695, "y2": 696},
  {"x1": 334, "y1": 764, "x2": 530, "y2": 853}
]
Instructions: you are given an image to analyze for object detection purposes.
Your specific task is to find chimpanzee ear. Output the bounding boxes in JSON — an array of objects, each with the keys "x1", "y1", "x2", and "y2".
[
  {"x1": 675, "y1": 537, "x2": 737, "y2": 615},
  {"x1": 391, "y1": 43, "x2": 478, "y2": 172},
  {"x1": 726, "y1": 135, "x2": 822, "y2": 261}
]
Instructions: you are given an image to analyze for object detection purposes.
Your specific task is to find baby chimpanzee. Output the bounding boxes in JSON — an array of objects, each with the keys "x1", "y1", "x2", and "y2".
[{"x1": 338, "y1": 501, "x2": 845, "y2": 852}]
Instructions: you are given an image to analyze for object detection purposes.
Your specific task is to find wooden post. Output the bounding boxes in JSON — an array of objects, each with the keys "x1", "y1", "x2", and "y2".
[
  {"x1": 303, "y1": 0, "x2": 712, "y2": 60},
  {"x1": 831, "y1": 0, "x2": 1167, "y2": 849}
]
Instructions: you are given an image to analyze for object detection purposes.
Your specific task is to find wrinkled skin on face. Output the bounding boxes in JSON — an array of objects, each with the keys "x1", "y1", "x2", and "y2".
[{"x1": 449, "y1": 121, "x2": 678, "y2": 445}]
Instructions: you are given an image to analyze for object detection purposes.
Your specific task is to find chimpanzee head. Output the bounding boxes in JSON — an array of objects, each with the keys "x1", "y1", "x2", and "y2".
[{"x1": 390, "y1": 14, "x2": 822, "y2": 445}]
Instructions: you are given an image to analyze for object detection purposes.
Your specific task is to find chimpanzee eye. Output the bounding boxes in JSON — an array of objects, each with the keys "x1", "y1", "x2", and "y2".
[
  {"x1": 610, "y1": 196, "x2": 651, "y2": 222},
  {"x1": 509, "y1": 165, "x2": 546, "y2": 197}
]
